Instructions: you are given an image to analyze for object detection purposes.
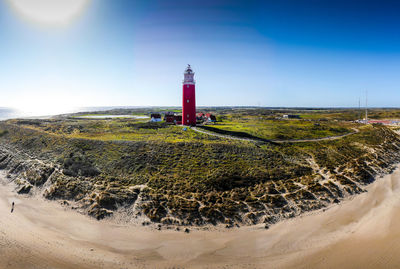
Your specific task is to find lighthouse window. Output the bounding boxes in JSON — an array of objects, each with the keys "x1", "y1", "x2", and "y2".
[
  {"x1": 187, "y1": 114, "x2": 189, "y2": 118},
  {"x1": 187, "y1": 85, "x2": 189, "y2": 88},
  {"x1": 187, "y1": 99, "x2": 189, "y2": 103},
  {"x1": 187, "y1": 120, "x2": 189, "y2": 123}
]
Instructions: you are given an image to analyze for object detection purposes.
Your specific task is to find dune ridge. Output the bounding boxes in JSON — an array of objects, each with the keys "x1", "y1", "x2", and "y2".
[{"x1": 1, "y1": 165, "x2": 400, "y2": 268}]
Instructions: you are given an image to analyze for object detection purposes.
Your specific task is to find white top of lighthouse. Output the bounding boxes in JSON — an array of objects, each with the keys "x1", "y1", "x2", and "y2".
[{"x1": 183, "y1": 64, "x2": 195, "y2": 85}]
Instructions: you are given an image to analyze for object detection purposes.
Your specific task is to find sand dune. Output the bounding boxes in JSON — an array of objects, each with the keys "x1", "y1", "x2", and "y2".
[{"x1": 1, "y1": 166, "x2": 400, "y2": 268}]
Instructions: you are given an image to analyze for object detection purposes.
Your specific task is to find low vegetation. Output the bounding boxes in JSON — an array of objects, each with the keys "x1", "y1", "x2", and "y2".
[
  {"x1": 209, "y1": 117, "x2": 352, "y2": 140},
  {"x1": 0, "y1": 130, "x2": 8, "y2": 137},
  {"x1": 1, "y1": 108, "x2": 400, "y2": 227}
]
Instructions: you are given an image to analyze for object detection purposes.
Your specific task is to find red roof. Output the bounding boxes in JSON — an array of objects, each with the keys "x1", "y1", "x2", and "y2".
[
  {"x1": 151, "y1": 113, "x2": 161, "y2": 118},
  {"x1": 174, "y1": 115, "x2": 182, "y2": 121}
]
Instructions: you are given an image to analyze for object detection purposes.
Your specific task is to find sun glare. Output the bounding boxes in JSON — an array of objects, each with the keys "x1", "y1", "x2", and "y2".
[
  {"x1": 12, "y1": 100, "x2": 78, "y2": 117},
  {"x1": 9, "y1": 88, "x2": 84, "y2": 117},
  {"x1": 7, "y1": 0, "x2": 91, "y2": 26}
]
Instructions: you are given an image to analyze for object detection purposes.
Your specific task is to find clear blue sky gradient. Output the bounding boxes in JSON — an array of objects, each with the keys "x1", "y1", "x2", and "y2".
[{"x1": 0, "y1": 0, "x2": 399, "y2": 108}]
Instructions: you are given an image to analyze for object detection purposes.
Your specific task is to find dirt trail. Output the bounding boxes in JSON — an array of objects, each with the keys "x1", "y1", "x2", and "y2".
[
  {"x1": 192, "y1": 126, "x2": 359, "y2": 143},
  {"x1": 1, "y1": 165, "x2": 400, "y2": 268}
]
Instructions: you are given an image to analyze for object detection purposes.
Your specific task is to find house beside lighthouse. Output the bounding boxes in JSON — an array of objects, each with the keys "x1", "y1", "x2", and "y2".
[{"x1": 182, "y1": 64, "x2": 196, "y2": 126}]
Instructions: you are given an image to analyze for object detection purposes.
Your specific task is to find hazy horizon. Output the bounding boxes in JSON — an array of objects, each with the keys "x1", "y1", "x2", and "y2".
[
  {"x1": 1, "y1": 0, "x2": 399, "y2": 113},
  {"x1": 2, "y1": 105, "x2": 400, "y2": 121}
]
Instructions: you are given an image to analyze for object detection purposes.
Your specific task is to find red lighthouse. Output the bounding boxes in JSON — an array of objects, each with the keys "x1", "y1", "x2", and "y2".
[{"x1": 182, "y1": 64, "x2": 196, "y2": 126}]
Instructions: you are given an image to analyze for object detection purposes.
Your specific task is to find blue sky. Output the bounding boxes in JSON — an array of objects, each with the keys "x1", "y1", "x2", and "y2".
[{"x1": 0, "y1": 0, "x2": 399, "y2": 112}]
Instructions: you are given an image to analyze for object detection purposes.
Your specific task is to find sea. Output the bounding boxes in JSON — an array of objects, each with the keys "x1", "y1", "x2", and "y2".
[{"x1": 0, "y1": 107, "x2": 144, "y2": 121}]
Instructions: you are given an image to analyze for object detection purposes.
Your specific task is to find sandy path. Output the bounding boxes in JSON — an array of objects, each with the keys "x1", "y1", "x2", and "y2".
[
  {"x1": 1, "y1": 166, "x2": 400, "y2": 268},
  {"x1": 192, "y1": 126, "x2": 359, "y2": 143}
]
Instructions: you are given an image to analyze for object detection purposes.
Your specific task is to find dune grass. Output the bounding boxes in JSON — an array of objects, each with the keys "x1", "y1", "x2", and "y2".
[
  {"x1": 1, "y1": 108, "x2": 400, "y2": 225},
  {"x1": 209, "y1": 117, "x2": 352, "y2": 140}
]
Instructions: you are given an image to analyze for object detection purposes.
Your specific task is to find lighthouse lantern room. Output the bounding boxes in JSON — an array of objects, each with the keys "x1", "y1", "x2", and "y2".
[{"x1": 182, "y1": 64, "x2": 196, "y2": 126}]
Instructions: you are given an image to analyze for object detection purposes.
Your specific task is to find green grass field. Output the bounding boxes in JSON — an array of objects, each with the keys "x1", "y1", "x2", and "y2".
[
  {"x1": 9, "y1": 108, "x2": 375, "y2": 143},
  {"x1": 8, "y1": 117, "x2": 354, "y2": 143},
  {"x1": 7, "y1": 118, "x2": 216, "y2": 143},
  {"x1": 210, "y1": 117, "x2": 352, "y2": 140},
  {"x1": 7, "y1": 108, "x2": 400, "y2": 147}
]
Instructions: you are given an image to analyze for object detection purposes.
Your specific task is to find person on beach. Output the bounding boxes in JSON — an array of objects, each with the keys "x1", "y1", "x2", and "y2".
[{"x1": 11, "y1": 201, "x2": 14, "y2": 213}]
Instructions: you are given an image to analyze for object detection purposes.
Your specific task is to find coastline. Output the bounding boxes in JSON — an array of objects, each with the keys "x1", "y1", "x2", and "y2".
[{"x1": 1, "y1": 164, "x2": 400, "y2": 268}]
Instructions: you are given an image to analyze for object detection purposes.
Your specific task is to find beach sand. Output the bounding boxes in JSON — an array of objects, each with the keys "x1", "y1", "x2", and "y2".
[{"x1": 1, "y1": 166, "x2": 400, "y2": 268}]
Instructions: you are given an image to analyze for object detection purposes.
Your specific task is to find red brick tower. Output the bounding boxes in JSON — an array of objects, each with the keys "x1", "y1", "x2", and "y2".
[{"x1": 182, "y1": 64, "x2": 196, "y2": 126}]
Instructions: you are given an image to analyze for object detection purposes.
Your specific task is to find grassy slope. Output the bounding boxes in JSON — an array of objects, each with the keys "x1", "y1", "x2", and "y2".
[
  {"x1": 208, "y1": 118, "x2": 352, "y2": 140},
  {"x1": 1, "y1": 108, "x2": 400, "y2": 226}
]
